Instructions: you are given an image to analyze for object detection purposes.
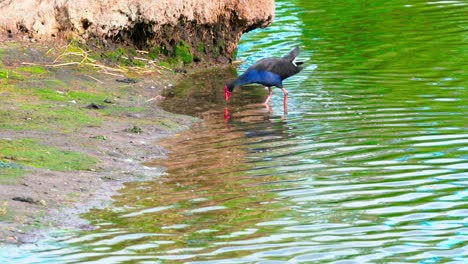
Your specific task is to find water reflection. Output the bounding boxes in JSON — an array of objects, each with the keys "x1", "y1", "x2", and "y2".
[{"x1": 71, "y1": 104, "x2": 296, "y2": 263}]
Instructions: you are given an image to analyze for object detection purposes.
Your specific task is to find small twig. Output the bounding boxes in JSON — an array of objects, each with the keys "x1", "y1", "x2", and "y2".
[
  {"x1": 21, "y1": 62, "x2": 40, "y2": 66},
  {"x1": 134, "y1": 56, "x2": 149, "y2": 61},
  {"x1": 232, "y1": 60, "x2": 244, "y2": 65},
  {"x1": 49, "y1": 62, "x2": 80, "y2": 67},
  {"x1": 146, "y1": 95, "x2": 165, "y2": 102},
  {"x1": 54, "y1": 52, "x2": 84, "y2": 63},
  {"x1": 84, "y1": 63, "x2": 127, "y2": 73},
  {"x1": 86, "y1": 75, "x2": 104, "y2": 84},
  {"x1": 97, "y1": 70, "x2": 125, "y2": 77}
]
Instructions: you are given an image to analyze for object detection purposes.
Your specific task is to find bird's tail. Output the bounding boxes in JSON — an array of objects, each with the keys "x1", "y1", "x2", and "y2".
[{"x1": 283, "y1": 46, "x2": 300, "y2": 61}]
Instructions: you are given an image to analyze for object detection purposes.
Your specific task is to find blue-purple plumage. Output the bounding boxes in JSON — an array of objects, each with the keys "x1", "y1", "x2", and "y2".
[
  {"x1": 225, "y1": 47, "x2": 303, "y2": 98},
  {"x1": 248, "y1": 47, "x2": 303, "y2": 81}
]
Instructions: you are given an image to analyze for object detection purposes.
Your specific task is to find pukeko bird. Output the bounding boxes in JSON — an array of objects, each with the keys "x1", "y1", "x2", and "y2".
[{"x1": 224, "y1": 46, "x2": 304, "y2": 105}]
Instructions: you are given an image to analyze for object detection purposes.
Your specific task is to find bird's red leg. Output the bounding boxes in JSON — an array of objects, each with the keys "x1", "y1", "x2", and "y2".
[
  {"x1": 281, "y1": 88, "x2": 288, "y2": 114},
  {"x1": 264, "y1": 87, "x2": 273, "y2": 105}
]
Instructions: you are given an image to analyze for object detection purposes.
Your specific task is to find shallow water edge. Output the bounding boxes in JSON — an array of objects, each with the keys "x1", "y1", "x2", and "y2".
[{"x1": 0, "y1": 42, "x2": 221, "y2": 245}]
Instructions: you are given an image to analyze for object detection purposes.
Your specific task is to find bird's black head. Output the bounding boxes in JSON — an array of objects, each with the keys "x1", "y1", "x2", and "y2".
[{"x1": 224, "y1": 80, "x2": 236, "y2": 101}]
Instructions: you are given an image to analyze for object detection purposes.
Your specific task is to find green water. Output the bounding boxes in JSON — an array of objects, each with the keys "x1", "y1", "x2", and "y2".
[{"x1": 3, "y1": 0, "x2": 468, "y2": 263}]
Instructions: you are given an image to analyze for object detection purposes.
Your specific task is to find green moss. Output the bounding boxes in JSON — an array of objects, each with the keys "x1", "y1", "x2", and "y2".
[
  {"x1": 132, "y1": 60, "x2": 146, "y2": 67},
  {"x1": 117, "y1": 47, "x2": 126, "y2": 56},
  {"x1": 166, "y1": 57, "x2": 182, "y2": 67},
  {"x1": 0, "y1": 68, "x2": 23, "y2": 81},
  {"x1": 33, "y1": 88, "x2": 108, "y2": 104},
  {"x1": 0, "y1": 161, "x2": 25, "y2": 184},
  {"x1": 0, "y1": 68, "x2": 10, "y2": 79},
  {"x1": 159, "y1": 46, "x2": 169, "y2": 56},
  {"x1": 212, "y1": 39, "x2": 226, "y2": 59},
  {"x1": 158, "y1": 61, "x2": 171, "y2": 68},
  {"x1": 197, "y1": 42, "x2": 206, "y2": 53},
  {"x1": 33, "y1": 88, "x2": 68, "y2": 101},
  {"x1": 0, "y1": 168, "x2": 25, "y2": 184},
  {"x1": 101, "y1": 105, "x2": 145, "y2": 115},
  {"x1": 174, "y1": 41, "x2": 193, "y2": 65},
  {"x1": 24, "y1": 104, "x2": 101, "y2": 129},
  {"x1": 41, "y1": 79, "x2": 68, "y2": 89},
  {"x1": 101, "y1": 47, "x2": 146, "y2": 67},
  {"x1": 16, "y1": 65, "x2": 47, "y2": 75},
  {"x1": 103, "y1": 51, "x2": 121, "y2": 63},
  {"x1": 68, "y1": 90, "x2": 107, "y2": 103},
  {"x1": 0, "y1": 104, "x2": 102, "y2": 132},
  {"x1": 127, "y1": 48, "x2": 137, "y2": 56},
  {"x1": 0, "y1": 139, "x2": 96, "y2": 171},
  {"x1": 148, "y1": 47, "x2": 160, "y2": 60},
  {"x1": 230, "y1": 47, "x2": 238, "y2": 61}
]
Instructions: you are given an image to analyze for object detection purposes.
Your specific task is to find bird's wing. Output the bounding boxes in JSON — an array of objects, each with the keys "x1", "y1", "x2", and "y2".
[{"x1": 249, "y1": 58, "x2": 301, "y2": 80}]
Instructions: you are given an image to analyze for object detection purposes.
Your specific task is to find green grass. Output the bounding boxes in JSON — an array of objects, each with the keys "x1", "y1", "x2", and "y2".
[
  {"x1": 0, "y1": 104, "x2": 102, "y2": 132},
  {"x1": 0, "y1": 139, "x2": 96, "y2": 171},
  {"x1": 0, "y1": 59, "x2": 29, "y2": 81},
  {"x1": 0, "y1": 68, "x2": 23, "y2": 81},
  {"x1": 33, "y1": 88, "x2": 108, "y2": 103}
]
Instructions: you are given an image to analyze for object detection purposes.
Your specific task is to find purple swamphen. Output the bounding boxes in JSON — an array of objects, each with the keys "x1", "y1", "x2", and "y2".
[{"x1": 224, "y1": 46, "x2": 304, "y2": 105}]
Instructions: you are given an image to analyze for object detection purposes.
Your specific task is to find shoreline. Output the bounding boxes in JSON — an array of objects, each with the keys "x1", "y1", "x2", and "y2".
[{"x1": 0, "y1": 42, "x2": 210, "y2": 245}]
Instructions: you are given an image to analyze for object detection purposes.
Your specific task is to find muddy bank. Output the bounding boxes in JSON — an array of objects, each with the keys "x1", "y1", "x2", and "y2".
[
  {"x1": 0, "y1": 42, "x2": 231, "y2": 245},
  {"x1": 0, "y1": 0, "x2": 274, "y2": 63}
]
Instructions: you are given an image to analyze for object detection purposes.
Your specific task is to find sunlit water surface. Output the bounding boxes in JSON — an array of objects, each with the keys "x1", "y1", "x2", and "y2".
[{"x1": 3, "y1": 0, "x2": 468, "y2": 263}]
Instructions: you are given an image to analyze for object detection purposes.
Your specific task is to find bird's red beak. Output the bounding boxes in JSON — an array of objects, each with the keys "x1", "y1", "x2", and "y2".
[{"x1": 224, "y1": 85, "x2": 231, "y2": 101}]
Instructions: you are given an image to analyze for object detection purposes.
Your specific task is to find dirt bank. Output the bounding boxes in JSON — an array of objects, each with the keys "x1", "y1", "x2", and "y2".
[
  {"x1": 0, "y1": 42, "x2": 223, "y2": 245},
  {"x1": 0, "y1": 0, "x2": 275, "y2": 63}
]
